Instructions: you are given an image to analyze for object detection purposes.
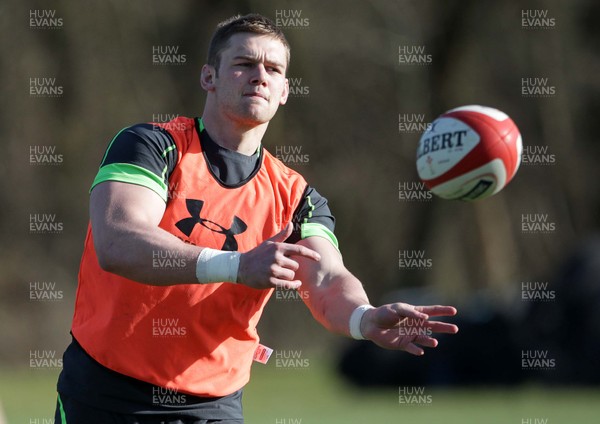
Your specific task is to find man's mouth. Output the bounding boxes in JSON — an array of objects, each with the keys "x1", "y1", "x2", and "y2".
[{"x1": 244, "y1": 92, "x2": 268, "y2": 100}]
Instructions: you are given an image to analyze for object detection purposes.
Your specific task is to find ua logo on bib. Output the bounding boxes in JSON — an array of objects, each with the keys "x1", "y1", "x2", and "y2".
[{"x1": 175, "y1": 199, "x2": 248, "y2": 251}]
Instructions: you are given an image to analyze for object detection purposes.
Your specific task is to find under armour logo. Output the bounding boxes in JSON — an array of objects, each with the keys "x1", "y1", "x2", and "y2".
[{"x1": 175, "y1": 199, "x2": 247, "y2": 251}]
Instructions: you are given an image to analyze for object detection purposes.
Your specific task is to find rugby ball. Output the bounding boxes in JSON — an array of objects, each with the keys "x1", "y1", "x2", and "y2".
[{"x1": 416, "y1": 105, "x2": 522, "y2": 201}]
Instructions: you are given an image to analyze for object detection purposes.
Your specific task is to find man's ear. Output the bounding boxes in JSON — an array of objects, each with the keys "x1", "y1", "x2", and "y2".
[
  {"x1": 200, "y1": 64, "x2": 217, "y2": 92},
  {"x1": 280, "y1": 78, "x2": 290, "y2": 105}
]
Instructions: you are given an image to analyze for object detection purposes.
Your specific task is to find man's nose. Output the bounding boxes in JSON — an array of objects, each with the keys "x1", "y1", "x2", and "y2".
[{"x1": 250, "y1": 64, "x2": 268, "y2": 85}]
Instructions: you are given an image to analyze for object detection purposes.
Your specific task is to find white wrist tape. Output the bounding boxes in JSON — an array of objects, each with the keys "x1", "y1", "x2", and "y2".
[
  {"x1": 195, "y1": 248, "x2": 241, "y2": 284},
  {"x1": 349, "y1": 304, "x2": 375, "y2": 340}
]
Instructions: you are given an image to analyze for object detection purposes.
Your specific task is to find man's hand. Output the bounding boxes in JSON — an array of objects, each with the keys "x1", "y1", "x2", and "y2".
[
  {"x1": 360, "y1": 303, "x2": 458, "y2": 355},
  {"x1": 237, "y1": 225, "x2": 321, "y2": 289}
]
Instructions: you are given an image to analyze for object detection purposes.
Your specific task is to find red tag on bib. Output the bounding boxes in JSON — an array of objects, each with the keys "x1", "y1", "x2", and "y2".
[{"x1": 253, "y1": 344, "x2": 273, "y2": 364}]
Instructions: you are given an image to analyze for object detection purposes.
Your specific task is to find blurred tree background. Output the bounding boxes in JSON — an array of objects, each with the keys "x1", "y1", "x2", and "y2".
[{"x1": 0, "y1": 0, "x2": 598, "y2": 384}]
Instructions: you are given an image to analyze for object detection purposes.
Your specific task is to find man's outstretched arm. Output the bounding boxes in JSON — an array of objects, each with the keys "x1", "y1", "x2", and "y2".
[{"x1": 294, "y1": 236, "x2": 458, "y2": 355}]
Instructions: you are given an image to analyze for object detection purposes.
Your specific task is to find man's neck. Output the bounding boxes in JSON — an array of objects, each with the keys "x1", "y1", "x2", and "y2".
[{"x1": 200, "y1": 111, "x2": 268, "y2": 156}]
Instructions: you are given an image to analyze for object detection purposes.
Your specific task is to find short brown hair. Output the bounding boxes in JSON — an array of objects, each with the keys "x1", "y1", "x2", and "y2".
[{"x1": 207, "y1": 14, "x2": 290, "y2": 74}]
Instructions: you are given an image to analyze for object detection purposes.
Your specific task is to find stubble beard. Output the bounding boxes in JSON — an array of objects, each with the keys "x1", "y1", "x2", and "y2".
[{"x1": 229, "y1": 99, "x2": 277, "y2": 128}]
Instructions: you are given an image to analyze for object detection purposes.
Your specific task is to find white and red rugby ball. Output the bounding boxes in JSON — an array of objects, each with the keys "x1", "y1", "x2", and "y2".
[{"x1": 416, "y1": 105, "x2": 522, "y2": 201}]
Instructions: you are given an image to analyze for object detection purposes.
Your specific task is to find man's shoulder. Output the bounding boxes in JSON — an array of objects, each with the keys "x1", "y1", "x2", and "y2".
[
  {"x1": 262, "y1": 147, "x2": 305, "y2": 179},
  {"x1": 149, "y1": 116, "x2": 197, "y2": 137},
  {"x1": 112, "y1": 116, "x2": 195, "y2": 146},
  {"x1": 262, "y1": 148, "x2": 308, "y2": 200}
]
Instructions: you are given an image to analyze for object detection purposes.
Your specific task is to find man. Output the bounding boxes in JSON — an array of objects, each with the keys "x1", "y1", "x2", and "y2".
[{"x1": 55, "y1": 13, "x2": 458, "y2": 423}]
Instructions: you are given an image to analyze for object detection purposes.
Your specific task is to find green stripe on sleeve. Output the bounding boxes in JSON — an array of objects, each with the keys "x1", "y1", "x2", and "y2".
[
  {"x1": 99, "y1": 127, "x2": 129, "y2": 166},
  {"x1": 160, "y1": 144, "x2": 177, "y2": 180},
  {"x1": 90, "y1": 163, "x2": 168, "y2": 202},
  {"x1": 57, "y1": 393, "x2": 67, "y2": 423},
  {"x1": 304, "y1": 195, "x2": 314, "y2": 221},
  {"x1": 301, "y1": 222, "x2": 339, "y2": 250},
  {"x1": 162, "y1": 144, "x2": 176, "y2": 158}
]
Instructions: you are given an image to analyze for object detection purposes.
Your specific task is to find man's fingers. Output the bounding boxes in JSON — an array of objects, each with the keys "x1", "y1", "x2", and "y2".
[
  {"x1": 281, "y1": 243, "x2": 321, "y2": 262},
  {"x1": 267, "y1": 225, "x2": 321, "y2": 261},
  {"x1": 368, "y1": 303, "x2": 458, "y2": 353},
  {"x1": 402, "y1": 336, "x2": 438, "y2": 355},
  {"x1": 270, "y1": 264, "x2": 296, "y2": 281},
  {"x1": 268, "y1": 224, "x2": 293, "y2": 243},
  {"x1": 404, "y1": 343, "x2": 424, "y2": 356},
  {"x1": 415, "y1": 305, "x2": 457, "y2": 317},
  {"x1": 424, "y1": 321, "x2": 459, "y2": 334},
  {"x1": 276, "y1": 254, "x2": 300, "y2": 272},
  {"x1": 389, "y1": 303, "x2": 429, "y2": 321},
  {"x1": 271, "y1": 278, "x2": 302, "y2": 290},
  {"x1": 413, "y1": 335, "x2": 438, "y2": 348}
]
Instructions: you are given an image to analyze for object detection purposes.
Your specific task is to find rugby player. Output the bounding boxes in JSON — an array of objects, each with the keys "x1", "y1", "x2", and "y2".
[{"x1": 55, "y1": 13, "x2": 458, "y2": 423}]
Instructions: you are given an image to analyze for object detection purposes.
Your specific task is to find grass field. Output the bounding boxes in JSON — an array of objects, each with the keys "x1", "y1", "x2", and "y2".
[{"x1": 1, "y1": 363, "x2": 598, "y2": 423}]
